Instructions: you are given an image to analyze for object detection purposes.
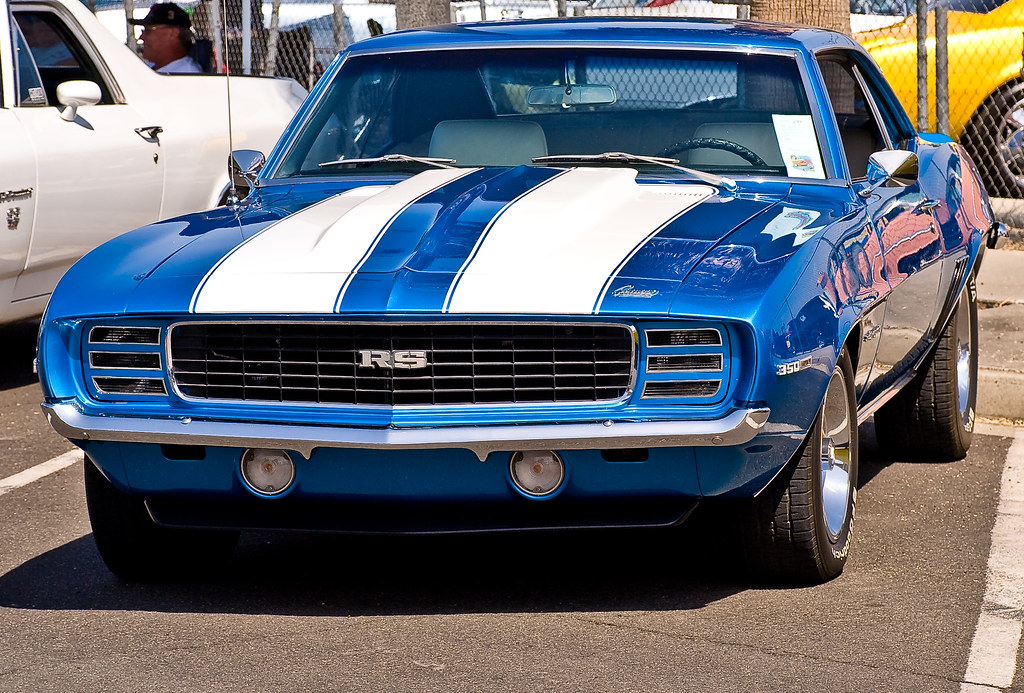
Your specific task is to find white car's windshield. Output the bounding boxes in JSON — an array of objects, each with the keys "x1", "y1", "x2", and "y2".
[{"x1": 274, "y1": 47, "x2": 824, "y2": 180}]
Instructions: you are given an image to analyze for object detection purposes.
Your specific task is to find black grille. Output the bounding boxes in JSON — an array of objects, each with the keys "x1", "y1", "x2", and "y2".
[{"x1": 169, "y1": 323, "x2": 634, "y2": 406}]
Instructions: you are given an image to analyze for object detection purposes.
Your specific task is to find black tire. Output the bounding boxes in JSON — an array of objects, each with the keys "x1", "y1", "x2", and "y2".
[
  {"x1": 874, "y1": 278, "x2": 978, "y2": 461},
  {"x1": 84, "y1": 457, "x2": 238, "y2": 581},
  {"x1": 742, "y1": 349, "x2": 858, "y2": 583},
  {"x1": 962, "y1": 81, "x2": 1024, "y2": 198}
]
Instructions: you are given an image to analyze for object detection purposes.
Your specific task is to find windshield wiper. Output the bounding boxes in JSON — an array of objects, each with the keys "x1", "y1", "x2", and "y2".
[
  {"x1": 319, "y1": 154, "x2": 456, "y2": 169},
  {"x1": 531, "y1": 152, "x2": 737, "y2": 192}
]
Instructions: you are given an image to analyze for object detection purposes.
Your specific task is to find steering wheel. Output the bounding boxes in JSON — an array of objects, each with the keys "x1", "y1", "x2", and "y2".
[{"x1": 659, "y1": 137, "x2": 768, "y2": 167}]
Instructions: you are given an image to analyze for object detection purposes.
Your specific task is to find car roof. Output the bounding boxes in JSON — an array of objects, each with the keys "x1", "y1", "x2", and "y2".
[{"x1": 345, "y1": 17, "x2": 864, "y2": 56}]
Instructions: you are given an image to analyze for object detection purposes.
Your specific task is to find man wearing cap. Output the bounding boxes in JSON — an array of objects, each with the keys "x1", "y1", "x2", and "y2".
[{"x1": 129, "y1": 3, "x2": 203, "y2": 74}]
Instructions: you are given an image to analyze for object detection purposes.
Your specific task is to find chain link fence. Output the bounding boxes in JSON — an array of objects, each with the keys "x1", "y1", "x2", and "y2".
[{"x1": 95, "y1": 0, "x2": 1024, "y2": 206}]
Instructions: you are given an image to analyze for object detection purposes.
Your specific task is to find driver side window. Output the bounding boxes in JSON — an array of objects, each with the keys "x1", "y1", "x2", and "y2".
[
  {"x1": 14, "y1": 10, "x2": 112, "y2": 107},
  {"x1": 817, "y1": 53, "x2": 889, "y2": 179},
  {"x1": 13, "y1": 21, "x2": 47, "y2": 106}
]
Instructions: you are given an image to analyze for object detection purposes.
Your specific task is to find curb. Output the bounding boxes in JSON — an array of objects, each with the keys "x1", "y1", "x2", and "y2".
[{"x1": 978, "y1": 368, "x2": 1024, "y2": 422}]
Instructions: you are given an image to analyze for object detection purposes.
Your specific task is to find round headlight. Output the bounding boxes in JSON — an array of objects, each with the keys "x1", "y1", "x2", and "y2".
[
  {"x1": 509, "y1": 450, "x2": 565, "y2": 497},
  {"x1": 240, "y1": 448, "x2": 295, "y2": 496}
]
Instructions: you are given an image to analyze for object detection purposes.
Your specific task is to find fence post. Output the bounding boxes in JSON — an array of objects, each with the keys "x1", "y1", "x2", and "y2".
[
  {"x1": 241, "y1": 0, "x2": 252, "y2": 74},
  {"x1": 333, "y1": 2, "x2": 350, "y2": 52},
  {"x1": 935, "y1": 0, "x2": 949, "y2": 136},
  {"x1": 123, "y1": 0, "x2": 136, "y2": 50},
  {"x1": 916, "y1": 0, "x2": 928, "y2": 131},
  {"x1": 209, "y1": 0, "x2": 224, "y2": 73},
  {"x1": 265, "y1": 0, "x2": 281, "y2": 77}
]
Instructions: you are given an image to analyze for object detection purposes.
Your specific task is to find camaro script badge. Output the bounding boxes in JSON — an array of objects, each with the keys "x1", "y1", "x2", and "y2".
[
  {"x1": 612, "y1": 285, "x2": 659, "y2": 298},
  {"x1": 358, "y1": 349, "x2": 429, "y2": 369}
]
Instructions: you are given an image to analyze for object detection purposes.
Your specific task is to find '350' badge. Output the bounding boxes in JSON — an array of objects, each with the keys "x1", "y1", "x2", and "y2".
[{"x1": 777, "y1": 357, "x2": 812, "y2": 376}]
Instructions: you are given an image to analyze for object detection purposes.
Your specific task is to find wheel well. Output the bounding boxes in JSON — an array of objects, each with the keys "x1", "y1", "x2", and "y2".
[{"x1": 842, "y1": 323, "x2": 862, "y2": 376}]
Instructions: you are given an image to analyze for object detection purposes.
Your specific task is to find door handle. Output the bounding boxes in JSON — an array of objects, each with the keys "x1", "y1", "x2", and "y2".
[
  {"x1": 914, "y1": 198, "x2": 941, "y2": 213},
  {"x1": 134, "y1": 126, "x2": 163, "y2": 141}
]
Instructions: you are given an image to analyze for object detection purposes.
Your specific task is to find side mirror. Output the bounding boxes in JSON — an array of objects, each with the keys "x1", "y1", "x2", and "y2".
[
  {"x1": 56, "y1": 80, "x2": 101, "y2": 122},
  {"x1": 859, "y1": 149, "x2": 918, "y2": 197},
  {"x1": 867, "y1": 149, "x2": 918, "y2": 185},
  {"x1": 229, "y1": 149, "x2": 265, "y2": 189}
]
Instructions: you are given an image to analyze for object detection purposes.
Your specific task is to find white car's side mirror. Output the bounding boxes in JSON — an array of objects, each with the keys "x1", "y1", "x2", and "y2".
[{"x1": 56, "y1": 80, "x2": 101, "y2": 122}]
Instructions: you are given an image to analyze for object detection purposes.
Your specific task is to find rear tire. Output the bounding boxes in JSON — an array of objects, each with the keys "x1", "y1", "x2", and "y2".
[
  {"x1": 874, "y1": 278, "x2": 977, "y2": 461},
  {"x1": 84, "y1": 457, "x2": 238, "y2": 581},
  {"x1": 742, "y1": 349, "x2": 858, "y2": 583}
]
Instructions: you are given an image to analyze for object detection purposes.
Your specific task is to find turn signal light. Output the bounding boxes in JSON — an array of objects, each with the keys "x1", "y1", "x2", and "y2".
[
  {"x1": 240, "y1": 448, "x2": 295, "y2": 496},
  {"x1": 509, "y1": 450, "x2": 565, "y2": 497}
]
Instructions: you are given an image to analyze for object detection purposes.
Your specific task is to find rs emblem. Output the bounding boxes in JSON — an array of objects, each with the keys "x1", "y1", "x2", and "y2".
[{"x1": 357, "y1": 349, "x2": 429, "y2": 369}]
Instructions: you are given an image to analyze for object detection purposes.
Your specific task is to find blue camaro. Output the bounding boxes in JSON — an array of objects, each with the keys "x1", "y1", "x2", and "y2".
[{"x1": 38, "y1": 18, "x2": 1000, "y2": 582}]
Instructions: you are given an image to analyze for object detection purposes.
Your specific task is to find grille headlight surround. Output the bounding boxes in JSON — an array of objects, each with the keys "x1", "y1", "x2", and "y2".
[
  {"x1": 83, "y1": 323, "x2": 169, "y2": 401},
  {"x1": 641, "y1": 324, "x2": 731, "y2": 403}
]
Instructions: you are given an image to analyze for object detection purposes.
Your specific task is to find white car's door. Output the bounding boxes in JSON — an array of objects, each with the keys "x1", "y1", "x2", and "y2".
[
  {"x1": 0, "y1": 107, "x2": 37, "y2": 316},
  {"x1": 10, "y1": 7, "x2": 163, "y2": 302},
  {"x1": 0, "y1": 2, "x2": 36, "y2": 320}
]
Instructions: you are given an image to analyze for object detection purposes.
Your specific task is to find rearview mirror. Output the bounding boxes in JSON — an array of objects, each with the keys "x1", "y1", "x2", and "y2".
[
  {"x1": 56, "y1": 80, "x2": 101, "y2": 122},
  {"x1": 527, "y1": 84, "x2": 616, "y2": 107}
]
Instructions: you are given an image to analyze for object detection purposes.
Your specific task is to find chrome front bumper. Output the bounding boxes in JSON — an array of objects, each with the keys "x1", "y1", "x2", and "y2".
[{"x1": 42, "y1": 402, "x2": 770, "y2": 461}]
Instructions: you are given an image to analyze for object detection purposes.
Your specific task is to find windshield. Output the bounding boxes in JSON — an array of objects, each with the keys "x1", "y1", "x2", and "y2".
[{"x1": 273, "y1": 47, "x2": 824, "y2": 180}]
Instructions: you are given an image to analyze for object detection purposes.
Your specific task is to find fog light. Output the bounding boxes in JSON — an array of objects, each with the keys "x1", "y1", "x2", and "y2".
[
  {"x1": 240, "y1": 448, "x2": 295, "y2": 496},
  {"x1": 510, "y1": 450, "x2": 565, "y2": 497}
]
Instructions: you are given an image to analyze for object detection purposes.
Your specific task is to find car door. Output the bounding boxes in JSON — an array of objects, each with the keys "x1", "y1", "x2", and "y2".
[
  {"x1": 10, "y1": 5, "x2": 163, "y2": 302},
  {"x1": 818, "y1": 51, "x2": 944, "y2": 403},
  {"x1": 0, "y1": 7, "x2": 36, "y2": 317}
]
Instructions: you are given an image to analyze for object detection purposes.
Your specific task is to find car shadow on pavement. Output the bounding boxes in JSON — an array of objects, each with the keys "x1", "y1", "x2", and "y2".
[
  {"x1": 0, "y1": 421, "x2": 922, "y2": 616},
  {"x1": 0, "y1": 526, "x2": 760, "y2": 616},
  {"x1": 0, "y1": 319, "x2": 40, "y2": 390}
]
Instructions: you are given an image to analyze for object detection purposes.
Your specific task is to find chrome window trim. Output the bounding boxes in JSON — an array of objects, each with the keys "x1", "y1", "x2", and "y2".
[
  {"x1": 88, "y1": 351, "x2": 163, "y2": 371},
  {"x1": 265, "y1": 42, "x2": 827, "y2": 182},
  {"x1": 165, "y1": 319, "x2": 638, "y2": 410}
]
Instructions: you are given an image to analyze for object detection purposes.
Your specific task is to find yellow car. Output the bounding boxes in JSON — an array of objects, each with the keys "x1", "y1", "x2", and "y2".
[{"x1": 856, "y1": 0, "x2": 1024, "y2": 196}]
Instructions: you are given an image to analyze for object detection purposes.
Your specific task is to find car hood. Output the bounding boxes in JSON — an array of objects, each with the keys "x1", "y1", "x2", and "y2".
[{"x1": 58, "y1": 167, "x2": 807, "y2": 319}]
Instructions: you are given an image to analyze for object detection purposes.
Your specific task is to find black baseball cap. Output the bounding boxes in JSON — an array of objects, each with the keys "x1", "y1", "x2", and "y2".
[{"x1": 129, "y1": 3, "x2": 192, "y2": 28}]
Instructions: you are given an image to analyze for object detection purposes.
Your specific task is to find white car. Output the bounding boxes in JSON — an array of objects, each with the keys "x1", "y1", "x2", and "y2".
[{"x1": 0, "y1": 0, "x2": 306, "y2": 325}]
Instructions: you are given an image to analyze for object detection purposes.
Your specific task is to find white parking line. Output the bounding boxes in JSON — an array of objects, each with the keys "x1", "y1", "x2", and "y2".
[
  {"x1": 0, "y1": 450, "x2": 80, "y2": 497},
  {"x1": 962, "y1": 430, "x2": 1024, "y2": 691}
]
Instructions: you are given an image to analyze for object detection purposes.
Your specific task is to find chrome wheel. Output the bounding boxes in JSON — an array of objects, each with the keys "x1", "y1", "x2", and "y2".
[
  {"x1": 743, "y1": 349, "x2": 857, "y2": 582},
  {"x1": 998, "y1": 102, "x2": 1024, "y2": 190},
  {"x1": 954, "y1": 288, "x2": 974, "y2": 430},
  {"x1": 820, "y1": 366, "x2": 853, "y2": 542}
]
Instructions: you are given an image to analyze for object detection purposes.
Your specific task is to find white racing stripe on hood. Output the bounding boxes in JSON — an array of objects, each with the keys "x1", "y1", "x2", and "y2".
[
  {"x1": 444, "y1": 168, "x2": 715, "y2": 314},
  {"x1": 191, "y1": 168, "x2": 475, "y2": 313}
]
